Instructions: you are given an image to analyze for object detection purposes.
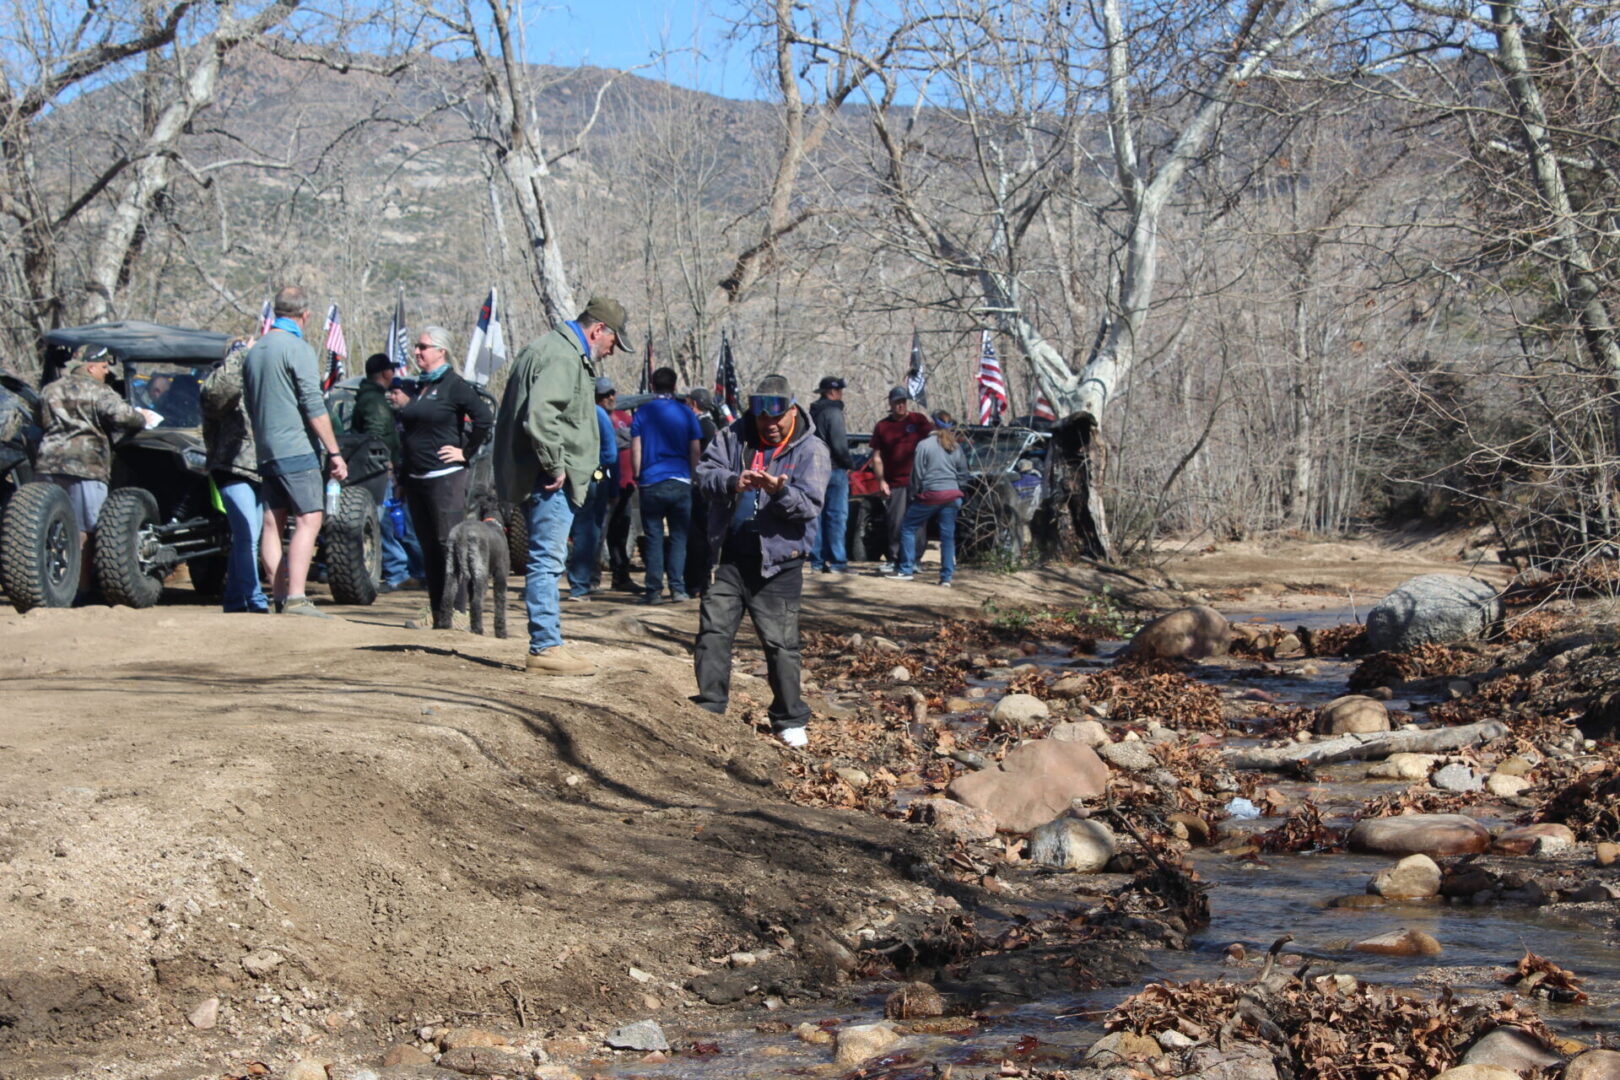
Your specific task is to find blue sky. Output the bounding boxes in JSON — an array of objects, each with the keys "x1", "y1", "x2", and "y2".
[{"x1": 522, "y1": 0, "x2": 764, "y2": 101}]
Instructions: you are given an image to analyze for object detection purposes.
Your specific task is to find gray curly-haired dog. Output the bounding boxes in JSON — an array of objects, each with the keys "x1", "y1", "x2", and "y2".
[{"x1": 445, "y1": 498, "x2": 510, "y2": 638}]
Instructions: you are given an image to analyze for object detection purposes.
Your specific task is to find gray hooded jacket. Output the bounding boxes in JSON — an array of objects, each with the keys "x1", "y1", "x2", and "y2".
[{"x1": 695, "y1": 404, "x2": 831, "y2": 580}]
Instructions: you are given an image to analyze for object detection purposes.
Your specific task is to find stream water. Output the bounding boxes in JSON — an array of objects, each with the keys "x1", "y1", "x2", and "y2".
[{"x1": 582, "y1": 611, "x2": 1619, "y2": 1077}]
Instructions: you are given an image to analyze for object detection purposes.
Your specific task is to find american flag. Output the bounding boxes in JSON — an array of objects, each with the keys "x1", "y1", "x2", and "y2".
[
  {"x1": 1033, "y1": 390, "x2": 1057, "y2": 422},
  {"x1": 321, "y1": 304, "x2": 348, "y2": 391},
  {"x1": 258, "y1": 298, "x2": 273, "y2": 336},
  {"x1": 977, "y1": 330, "x2": 1008, "y2": 425},
  {"x1": 906, "y1": 328, "x2": 927, "y2": 408},
  {"x1": 713, "y1": 331, "x2": 740, "y2": 422}
]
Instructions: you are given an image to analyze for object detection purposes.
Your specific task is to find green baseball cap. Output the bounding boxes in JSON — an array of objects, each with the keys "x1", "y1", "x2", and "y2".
[{"x1": 580, "y1": 296, "x2": 633, "y2": 354}]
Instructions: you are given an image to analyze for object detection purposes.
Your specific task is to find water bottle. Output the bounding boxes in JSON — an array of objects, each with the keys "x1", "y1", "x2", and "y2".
[
  {"x1": 386, "y1": 495, "x2": 406, "y2": 539},
  {"x1": 324, "y1": 478, "x2": 342, "y2": 517}
]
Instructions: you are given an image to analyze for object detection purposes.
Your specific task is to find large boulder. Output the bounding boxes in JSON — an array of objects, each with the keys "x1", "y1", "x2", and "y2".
[
  {"x1": 1365, "y1": 574, "x2": 1500, "y2": 652},
  {"x1": 1316, "y1": 695, "x2": 1391, "y2": 735},
  {"x1": 1565, "y1": 1049, "x2": 1620, "y2": 1080},
  {"x1": 947, "y1": 739, "x2": 1109, "y2": 833},
  {"x1": 1125, "y1": 605, "x2": 1231, "y2": 660},
  {"x1": 1348, "y1": 814, "x2": 1491, "y2": 856}
]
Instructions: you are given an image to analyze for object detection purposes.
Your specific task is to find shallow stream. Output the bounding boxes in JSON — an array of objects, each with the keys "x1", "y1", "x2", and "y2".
[{"x1": 584, "y1": 610, "x2": 1619, "y2": 1077}]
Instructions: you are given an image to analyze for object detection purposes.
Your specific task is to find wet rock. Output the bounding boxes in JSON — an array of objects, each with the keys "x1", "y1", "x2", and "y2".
[
  {"x1": 1273, "y1": 632, "x2": 1304, "y2": 659},
  {"x1": 1367, "y1": 753, "x2": 1437, "y2": 781},
  {"x1": 1369, "y1": 854, "x2": 1442, "y2": 899},
  {"x1": 1050, "y1": 674, "x2": 1091, "y2": 699},
  {"x1": 910, "y1": 797, "x2": 998, "y2": 842},
  {"x1": 1331, "y1": 894, "x2": 1388, "y2": 909},
  {"x1": 1125, "y1": 605, "x2": 1231, "y2": 660},
  {"x1": 945, "y1": 697, "x2": 977, "y2": 714},
  {"x1": 1029, "y1": 815, "x2": 1116, "y2": 872},
  {"x1": 1098, "y1": 740, "x2": 1157, "y2": 773},
  {"x1": 1562, "y1": 881, "x2": 1615, "y2": 903},
  {"x1": 1462, "y1": 1027, "x2": 1564, "y2": 1072},
  {"x1": 1491, "y1": 823, "x2": 1576, "y2": 856},
  {"x1": 990, "y1": 693, "x2": 1050, "y2": 732},
  {"x1": 439, "y1": 1028, "x2": 507, "y2": 1050},
  {"x1": 1431, "y1": 763, "x2": 1483, "y2": 793},
  {"x1": 1347, "y1": 814, "x2": 1490, "y2": 856},
  {"x1": 605, "y1": 1021, "x2": 668, "y2": 1052},
  {"x1": 1485, "y1": 773, "x2": 1532, "y2": 797},
  {"x1": 1431, "y1": 1066, "x2": 1523, "y2": 1080},
  {"x1": 1351, "y1": 928, "x2": 1442, "y2": 957},
  {"x1": 946, "y1": 739, "x2": 1109, "y2": 833},
  {"x1": 884, "y1": 982, "x2": 945, "y2": 1019},
  {"x1": 1596, "y1": 842, "x2": 1619, "y2": 867},
  {"x1": 1441, "y1": 865, "x2": 1499, "y2": 900},
  {"x1": 1050, "y1": 719, "x2": 1109, "y2": 747},
  {"x1": 437, "y1": 1045, "x2": 530, "y2": 1076},
  {"x1": 1168, "y1": 812, "x2": 1211, "y2": 845},
  {"x1": 1565, "y1": 1049, "x2": 1620, "y2": 1080},
  {"x1": 689, "y1": 970, "x2": 753, "y2": 1005},
  {"x1": 794, "y1": 1021, "x2": 833, "y2": 1045},
  {"x1": 834, "y1": 1021, "x2": 899, "y2": 1065},
  {"x1": 1316, "y1": 695, "x2": 1390, "y2": 736},
  {"x1": 382, "y1": 1044, "x2": 433, "y2": 1066},
  {"x1": 186, "y1": 997, "x2": 219, "y2": 1029},
  {"x1": 1365, "y1": 574, "x2": 1501, "y2": 652},
  {"x1": 1086, "y1": 1030, "x2": 1162, "y2": 1063}
]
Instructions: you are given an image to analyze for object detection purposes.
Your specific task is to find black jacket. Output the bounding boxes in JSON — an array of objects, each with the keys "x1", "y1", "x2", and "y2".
[
  {"x1": 351, "y1": 379, "x2": 402, "y2": 468},
  {"x1": 809, "y1": 396, "x2": 853, "y2": 470},
  {"x1": 398, "y1": 368, "x2": 494, "y2": 478}
]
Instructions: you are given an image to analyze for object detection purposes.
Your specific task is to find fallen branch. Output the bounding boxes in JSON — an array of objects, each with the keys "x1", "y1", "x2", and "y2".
[{"x1": 1224, "y1": 719, "x2": 1510, "y2": 771}]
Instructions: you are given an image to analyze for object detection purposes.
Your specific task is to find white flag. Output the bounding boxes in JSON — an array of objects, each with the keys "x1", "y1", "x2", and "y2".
[{"x1": 462, "y1": 286, "x2": 508, "y2": 385}]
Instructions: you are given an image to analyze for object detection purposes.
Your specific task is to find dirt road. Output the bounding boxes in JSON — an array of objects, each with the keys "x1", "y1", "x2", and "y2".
[{"x1": 0, "y1": 535, "x2": 1487, "y2": 1077}]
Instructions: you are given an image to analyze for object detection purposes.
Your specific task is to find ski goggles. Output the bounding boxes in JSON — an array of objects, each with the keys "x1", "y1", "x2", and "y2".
[{"x1": 749, "y1": 394, "x2": 794, "y2": 417}]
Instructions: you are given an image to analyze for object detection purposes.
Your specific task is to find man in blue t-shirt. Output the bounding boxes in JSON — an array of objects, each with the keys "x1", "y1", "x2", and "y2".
[{"x1": 630, "y1": 366, "x2": 702, "y2": 603}]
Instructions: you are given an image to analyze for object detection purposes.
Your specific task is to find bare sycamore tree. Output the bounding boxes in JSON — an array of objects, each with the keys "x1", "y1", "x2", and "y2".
[{"x1": 845, "y1": 0, "x2": 1354, "y2": 557}]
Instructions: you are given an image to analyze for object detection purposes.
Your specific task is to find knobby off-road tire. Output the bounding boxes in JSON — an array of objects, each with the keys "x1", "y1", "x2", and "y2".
[
  {"x1": 505, "y1": 503, "x2": 528, "y2": 575},
  {"x1": 94, "y1": 487, "x2": 164, "y2": 608},
  {"x1": 325, "y1": 485, "x2": 380, "y2": 606},
  {"x1": 0, "y1": 481, "x2": 80, "y2": 611}
]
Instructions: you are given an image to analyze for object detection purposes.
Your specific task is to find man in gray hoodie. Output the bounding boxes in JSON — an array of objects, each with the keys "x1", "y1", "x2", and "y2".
[
  {"x1": 242, "y1": 285, "x2": 348, "y2": 617},
  {"x1": 691, "y1": 373, "x2": 831, "y2": 747}
]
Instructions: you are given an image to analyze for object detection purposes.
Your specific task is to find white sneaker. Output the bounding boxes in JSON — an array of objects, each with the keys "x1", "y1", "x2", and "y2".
[
  {"x1": 938, "y1": 581, "x2": 953, "y2": 588},
  {"x1": 777, "y1": 726, "x2": 809, "y2": 748},
  {"x1": 893, "y1": 572, "x2": 914, "y2": 581}
]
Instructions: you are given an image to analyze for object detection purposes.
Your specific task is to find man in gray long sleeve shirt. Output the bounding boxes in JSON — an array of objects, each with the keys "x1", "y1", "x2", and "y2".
[{"x1": 242, "y1": 285, "x2": 348, "y2": 617}]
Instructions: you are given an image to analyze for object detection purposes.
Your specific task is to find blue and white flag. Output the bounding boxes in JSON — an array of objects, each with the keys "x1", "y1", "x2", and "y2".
[
  {"x1": 386, "y1": 290, "x2": 410, "y2": 373},
  {"x1": 462, "y1": 286, "x2": 508, "y2": 385}
]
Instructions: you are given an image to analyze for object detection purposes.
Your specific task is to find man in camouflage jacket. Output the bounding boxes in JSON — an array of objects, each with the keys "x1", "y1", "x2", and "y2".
[
  {"x1": 202, "y1": 338, "x2": 271, "y2": 612},
  {"x1": 35, "y1": 351, "x2": 155, "y2": 595}
]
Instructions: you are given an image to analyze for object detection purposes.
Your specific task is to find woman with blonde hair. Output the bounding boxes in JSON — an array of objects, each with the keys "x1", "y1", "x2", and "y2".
[{"x1": 895, "y1": 410, "x2": 969, "y2": 586}]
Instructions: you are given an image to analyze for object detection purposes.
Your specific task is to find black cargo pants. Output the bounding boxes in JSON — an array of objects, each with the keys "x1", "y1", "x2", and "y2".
[{"x1": 692, "y1": 555, "x2": 810, "y2": 731}]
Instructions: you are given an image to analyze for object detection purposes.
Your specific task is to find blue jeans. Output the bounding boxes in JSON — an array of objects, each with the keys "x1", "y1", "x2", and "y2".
[
  {"x1": 380, "y1": 493, "x2": 425, "y2": 586},
  {"x1": 815, "y1": 468, "x2": 849, "y2": 570},
  {"x1": 639, "y1": 478, "x2": 692, "y2": 598},
  {"x1": 524, "y1": 484, "x2": 576, "y2": 652},
  {"x1": 899, "y1": 497, "x2": 961, "y2": 582},
  {"x1": 217, "y1": 476, "x2": 268, "y2": 613},
  {"x1": 566, "y1": 477, "x2": 612, "y2": 595}
]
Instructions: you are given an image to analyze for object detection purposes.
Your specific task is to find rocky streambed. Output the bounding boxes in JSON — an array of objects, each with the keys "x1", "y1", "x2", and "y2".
[{"x1": 210, "y1": 593, "x2": 1620, "y2": 1080}]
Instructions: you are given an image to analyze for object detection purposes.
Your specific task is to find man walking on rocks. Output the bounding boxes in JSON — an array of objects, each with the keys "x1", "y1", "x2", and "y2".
[
  {"x1": 691, "y1": 374, "x2": 830, "y2": 747},
  {"x1": 495, "y1": 296, "x2": 631, "y2": 675}
]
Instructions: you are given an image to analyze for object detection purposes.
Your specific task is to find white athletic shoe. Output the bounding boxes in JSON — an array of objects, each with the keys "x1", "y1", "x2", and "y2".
[{"x1": 777, "y1": 726, "x2": 809, "y2": 748}]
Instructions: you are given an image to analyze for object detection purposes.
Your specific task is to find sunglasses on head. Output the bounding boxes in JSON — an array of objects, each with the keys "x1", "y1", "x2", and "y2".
[{"x1": 749, "y1": 394, "x2": 793, "y2": 417}]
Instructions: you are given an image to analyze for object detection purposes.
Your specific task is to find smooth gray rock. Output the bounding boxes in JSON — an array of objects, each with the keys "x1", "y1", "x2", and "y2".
[
  {"x1": 1366, "y1": 574, "x2": 1500, "y2": 652},
  {"x1": 605, "y1": 1020, "x2": 669, "y2": 1051},
  {"x1": 1431, "y1": 763, "x2": 1483, "y2": 792},
  {"x1": 1029, "y1": 815, "x2": 1116, "y2": 871}
]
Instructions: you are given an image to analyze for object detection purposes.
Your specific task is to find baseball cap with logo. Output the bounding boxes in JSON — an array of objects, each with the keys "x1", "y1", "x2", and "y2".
[
  {"x1": 817, "y1": 376, "x2": 846, "y2": 393},
  {"x1": 594, "y1": 376, "x2": 616, "y2": 397},
  {"x1": 580, "y1": 296, "x2": 633, "y2": 354}
]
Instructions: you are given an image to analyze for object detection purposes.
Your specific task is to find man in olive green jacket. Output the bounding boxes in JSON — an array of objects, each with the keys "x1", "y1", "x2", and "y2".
[{"x1": 494, "y1": 296, "x2": 631, "y2": 675}]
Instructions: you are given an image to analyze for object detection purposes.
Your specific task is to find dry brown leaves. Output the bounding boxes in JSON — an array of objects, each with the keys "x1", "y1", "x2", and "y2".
[
  {"x1": 1303, "y1": 623, "x2": 1369, "y2": 658},
  {"x1": 1347, "y1": 644, "x2": 1483, "y2": 693},
  {"x1": 1106, "y1": 977, "x2": 1554, "y2": 1080},
  {"x1": 1356, "y1": 788, "x2": 1480, "y2": 819},
  {"x1": 1529, "y1": 761, "x2": 1620, "y2": 840},
  {"x1": 1090, "y1": 660, "x2": 1227, "y2": 731},
  {"x1": 1503, "y1": 949, "x2": 1589, "y2": 1004},
  {"x1": 1502, "y1": 609, "x2": 1568, "y2": 643},
  {"x1": 1252, "y1": 801, "x2": 1347, "y2": 854}
]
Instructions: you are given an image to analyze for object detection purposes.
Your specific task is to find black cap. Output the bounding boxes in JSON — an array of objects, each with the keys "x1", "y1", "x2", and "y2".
[
  {"x1": 364, "y1": 353, "x2": 394, "y2": 377},
  {"x1": 817, "y1": 376, "x2": 846, "y2": 393},
  {"x1": 888, "y1": 386, "x2": 910, "y2": 402}
]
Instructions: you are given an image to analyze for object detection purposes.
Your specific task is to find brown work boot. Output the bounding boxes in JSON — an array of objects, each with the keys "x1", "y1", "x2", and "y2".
[{"x1": 525, "y1": 646, "x2": 597, "y2": 676}]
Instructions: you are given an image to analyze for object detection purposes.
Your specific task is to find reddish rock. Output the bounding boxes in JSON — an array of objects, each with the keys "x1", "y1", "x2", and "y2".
[
  {"x1": 1351, "y1": 928, "x2": 1442, "y2": 957},
  {"x1": 1347, "y1": 814, "x2": 1491, "y2": 856},
  {"x1": 909, "y1": 798, "x2": 997, "y2": 842},
  {"x1": 946, "y1": 739, "x2": 1109, "y2": 833},
  {"x1": 381, "y1": 1043, "x2": 432, "y2": 1066},
  {"x1": 1490, "y1": 823, "x2": 1576, "y2": 856},
  {"x1": 1125, "y1": 605, "x2": 1231, "y2": 660}
]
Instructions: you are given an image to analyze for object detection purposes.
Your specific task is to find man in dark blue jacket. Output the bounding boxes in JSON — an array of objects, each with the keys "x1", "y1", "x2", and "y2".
[{"x1": 809, "y1": 375, "x2": 852, "y2": 572}]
